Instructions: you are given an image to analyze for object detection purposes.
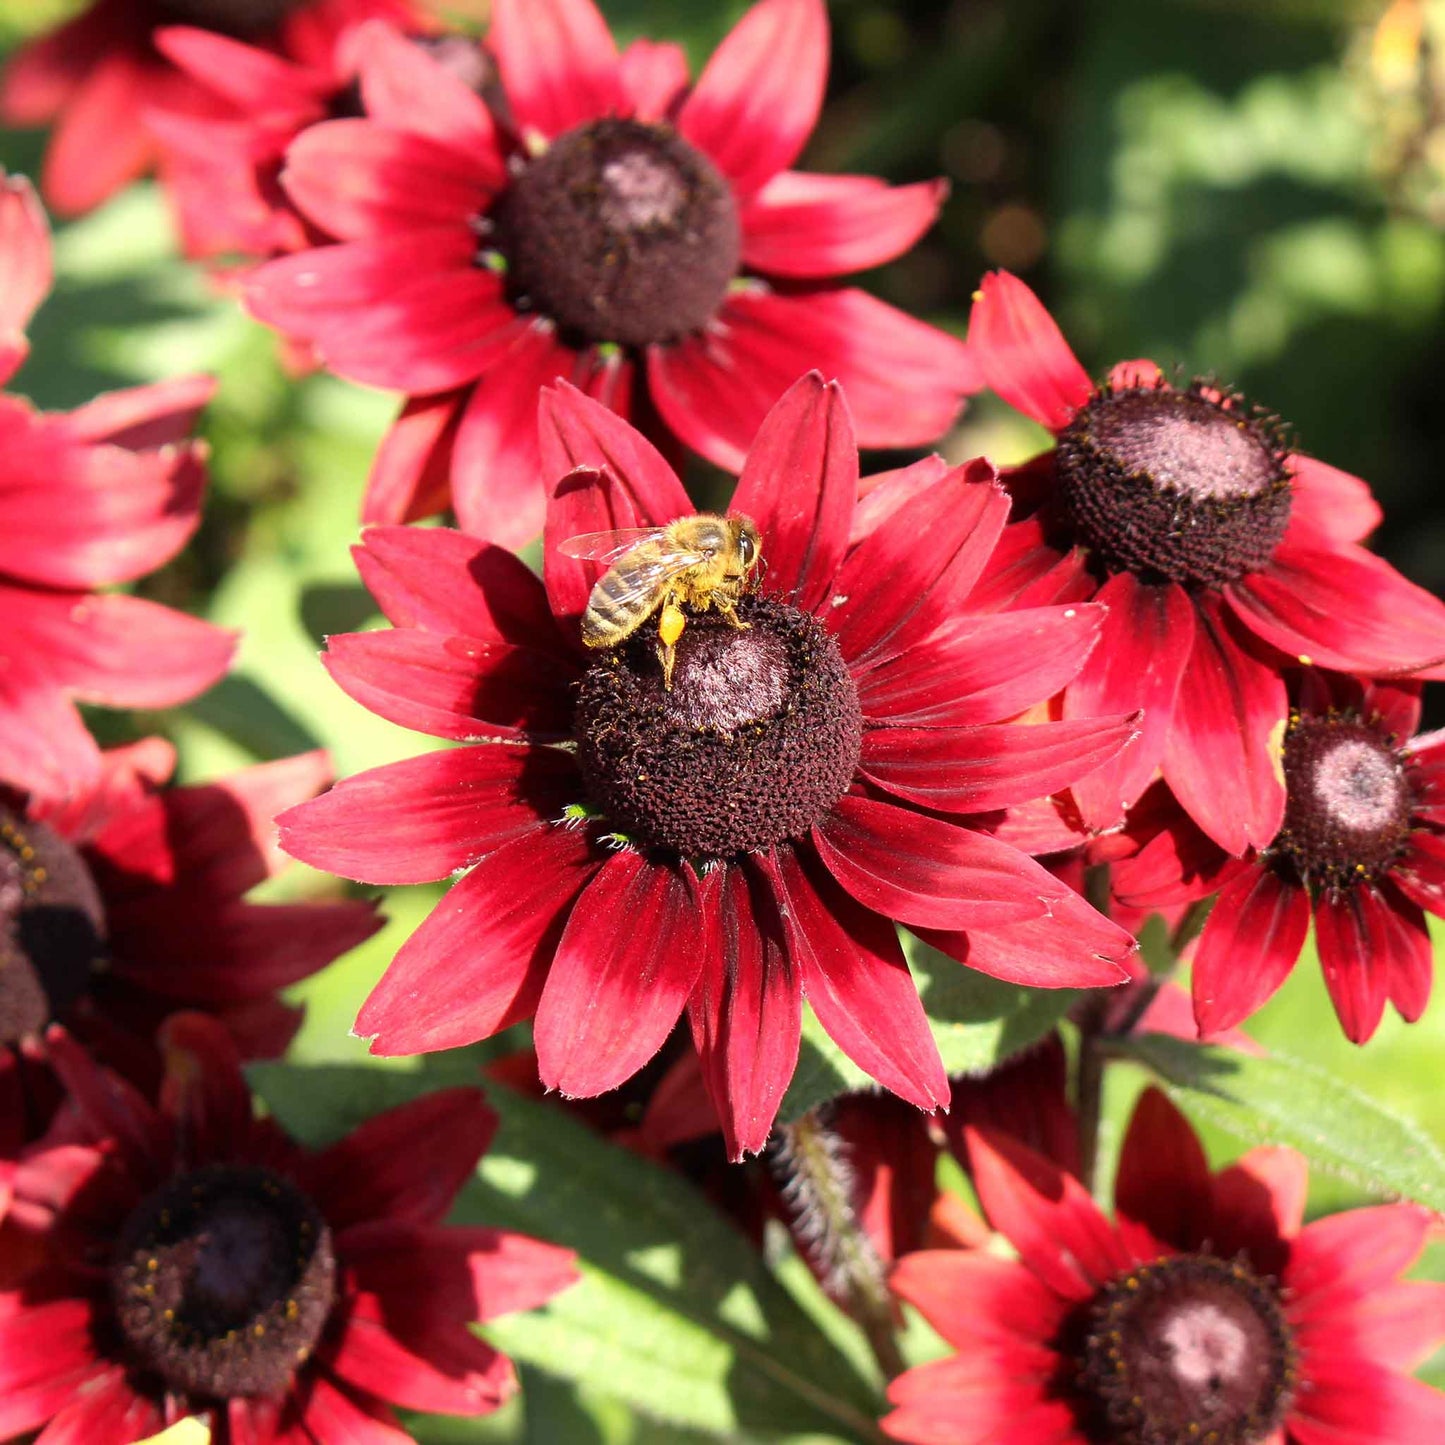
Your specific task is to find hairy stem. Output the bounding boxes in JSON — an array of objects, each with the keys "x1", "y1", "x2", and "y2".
[{"x1": 773, "y1": 1109, "x2": 906, "y2": 1382}]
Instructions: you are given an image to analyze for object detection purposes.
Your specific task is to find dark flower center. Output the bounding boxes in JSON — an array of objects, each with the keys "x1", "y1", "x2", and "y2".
[
  {"x1": 489, "y1": 118, "x2": 741, "y2": 349},
  {"x1": 0, "y1": 809, "x2": 106, "y2": 1045},
  {"x1": 574, "y1": 598, "x2": 862, "y2": 858},
  {"x1": 154, "y1": 0, "x2": 301, "y2": 35},
  {"x1": 1078, "y1": 1254, "x2": 1296, "y2": 1445},
  {"x1": 112, "y1": 1164, "x2": 336, "y2": 1400},
  {"x1": 1274, "y1": 711, "x2": 1413, "y2": 891},
  {"x1": 1055, "y1": 385, "x2": 1292, "y2": 588}
]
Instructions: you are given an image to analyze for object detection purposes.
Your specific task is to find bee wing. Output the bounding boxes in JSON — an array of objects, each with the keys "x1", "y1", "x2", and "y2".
[
  {"x1": 590, "y1": 550, "x2": 711, "y2": 613},
  {"x1": 557, "y1": 528, "x2": 666, "y2": 563}
]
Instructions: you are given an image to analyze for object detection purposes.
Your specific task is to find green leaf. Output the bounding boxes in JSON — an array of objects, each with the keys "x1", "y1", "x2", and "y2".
[
  {"x1": 778, "y1": 934, "x2": 1078, "y2": 1123},
  {"x1": 250, "y1": 1062, "x2": 888, "y2": 1444},
  {"x1": 1115, "y1": 1033, "x2": 1445, "y2": 1212}
]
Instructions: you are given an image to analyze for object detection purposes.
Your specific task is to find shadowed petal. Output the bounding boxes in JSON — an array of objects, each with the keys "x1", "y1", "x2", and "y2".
[
  {"x1": 687, "y1": 858, "x2": 801, "y2": 1159},
  {"x1": 363, "y1": 391, "x2": 464, "y2": 527},
  {"x1": 356, "y1": 826, "x2": 595, "y2": 1056},
  {"x1": 1191, "y1": 868, "x2": 1311, "y2": 1035},
  {"x1": 677, "y1": 0, "x2": 828, "y2": 200},
  {"x1": 534, "y1": 852, "x2": 707, "y2": 1096},
  {"x1": 771, "y1": 844, "x2": 946, "y2": 1110},
  {"x1": 1161, "y1": 595, "x2": 1286, "y2": 856},
  {"x1": 1314, "y1": 886, "x2": 1415, "y2": 1043},
  {"x1": 1065, "y1": 573, "x2": 1196, "y2": 832},
  {"x1": 1114, "y1": 1088, "x2": 1213, "y2": 1256},
  {"x1": 813, "y1": 793, "x2": 1068, "y2": 930}
]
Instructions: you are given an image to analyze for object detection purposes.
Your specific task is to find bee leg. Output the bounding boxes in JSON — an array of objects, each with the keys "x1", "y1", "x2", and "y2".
[
  {"x1": 658, "y1": 600, "x2": 687, "y2": 690},
  {"x1": 715, "y1": 595, "x2": 751, "y2": 631}
]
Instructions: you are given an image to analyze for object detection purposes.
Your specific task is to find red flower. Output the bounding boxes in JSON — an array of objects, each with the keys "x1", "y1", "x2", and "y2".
[
  {"x1": 0, "y1": 0, "x2": 419, "y2": 219},
  {"x1": 0, "y1": 175, "x2": 235, "y2": 800},
  {"x1": 1114, "y1": 672, "x2": 1445, "y2": 1043},
  {"x1": 886, "y1": 1087, "x2": 1445, "y2": 1445},
  {"x1": 1, "y1": 737, "x2": 382, "y2": 1085},
  {"x1": 0, "y1": 1015, "x2": 578, "y2": 1443},
  {"x1": 966, "y1": 270, "x2": 1445, "y2": 855},
  {"x1": 245, "y1": 0, "x2": 979, "y2": 545},
  {"x1": 145, "y1": 1, "x2": 440, "y2": 262},
  {"x1": 279, "y1": 374, "x2": 1138, "y2": 1158}
]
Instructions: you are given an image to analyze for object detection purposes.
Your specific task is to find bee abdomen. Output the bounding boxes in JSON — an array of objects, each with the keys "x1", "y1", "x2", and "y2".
[{"x1": 581, "y1": 577, "x2": 654, "y2": 648}]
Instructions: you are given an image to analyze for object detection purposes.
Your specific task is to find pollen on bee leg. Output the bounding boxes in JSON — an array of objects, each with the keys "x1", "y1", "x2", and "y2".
[{"x1": 658, "y1": 603, "x2": 687, "y2": 648}]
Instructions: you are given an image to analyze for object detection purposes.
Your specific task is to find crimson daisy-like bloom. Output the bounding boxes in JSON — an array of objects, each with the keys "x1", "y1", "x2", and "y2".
[
  {"x1": 244, "y1": 0, "x2": 978, "y2": 545},
  {"x1": 0, "y1": 174, "x2": 235, "y2": 800},
  {"x1": 0, "y1": 1014, "x2": 578, "y2": 1443},
  {"x1": 0, "y1": 737, "x2": 381, "y2": 1097},
  {"x1": 885, "y1": 1087, "x2": 1445, "y2": 1445},
  {"x1": 1113, "y1": 672, "x2": 1445, "y2": 1043},
  {"x1": 966, "y1": 271, "x2": 1445, "y2": 856},
  {"x1": 0, "y1": 0, "x2": 419, "y2": 219},
  {"x1": 279, "y1": 374, "x2": 1137, "y2": 1158}
]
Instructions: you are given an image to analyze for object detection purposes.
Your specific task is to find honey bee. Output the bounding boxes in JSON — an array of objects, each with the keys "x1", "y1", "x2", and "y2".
[{"x1": 560, "y1": 513, "x2": 763, "y2": 689}]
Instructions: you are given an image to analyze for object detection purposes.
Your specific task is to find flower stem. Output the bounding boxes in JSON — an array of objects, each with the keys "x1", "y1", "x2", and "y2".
[{"x1": 773, "y1": 1109, "x2": 907, "y2": 1382}]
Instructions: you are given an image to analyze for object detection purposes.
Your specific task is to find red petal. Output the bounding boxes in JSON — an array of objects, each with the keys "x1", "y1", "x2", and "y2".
[
  {"x1": 281, "y1": 119, "x2": 492, "y2": 242},
  {"x1": 687, "y1": 859, "x2": 801, "y2": 1159},
  {"x1": 0, "y1": 1301, "x2": 109, "y2": 1438},
  {"x1": 0, "y1": 403, "x2": 205, "y2": 589},
  {"x1": 1227, "y1": 541, "x2": 1445, "y2": 676},
  {"x1": 306, "y1": 1088, "x2": 497, "y2": 1229},
  {"x1": 741, "y1": 172, "x2": 946, "y2": 278},
  {"x1": 291, "y1": 1374, "x2": 412, "y2": 1444},
  {"x1": 1305, "y1": 1280, "x2": 1445, "y2": 1372},
  {"x1": 355, "y1": 826, "x2": 595, "y2": 1056},
  {"x1": 448, "y1": 325, "x2": 583, "y2": 548},
  {"x1": 855, "y1": 604, "x2": 1105, "y2": 728},
  {"x1": 966, "y1": 1125, "x2": 1130, "y2": 1301},
  {"x1": 1376, "y1": 881, "x2": 1434, "y2": 1022},
  {"x1": 1114, "y1": 1087, "x2": 1213, "y2": 1253},
  {"x1": 1314, "y1": 886, "x2": 1413, "y2": 1043},
  {"x1": 329, "y1": 1292, "x2": 515, "y2": 1415},
  {"x1": 362, "y1": 390, "x2": 464, "y2": 527},
  {"x1": 916, "y1": 886, "x2": 1134, "y2": 990},
  {"x1": 813, "y1": 793, "x2": 1070, "y2": 930},
  {"x1": 534, "y1": 852, "x2": 706, "y2": 1096},
  {"x1": 889, "y1": 1249, "x2": 1069, "y2": 1350},
  {"x1": 27, "y1": 1367, "x2": 159, "y2": 1445},
  {"x1": 851, "y1": 454, "x2": 951, "y2": 539},
  {"x1": 41, "y1": 51, "x2": 153, "y2": 218},
  {"x1": 770, "y1": 844, "x2": 947, "y2": 1110},
  {"x1": 1287, "y1": 455, "x2": 1382, "y2": 548},
  {"x1": 323, "y1": 630, "x2": 575, "y2": 740},
  {"x1": 677, "y1": 0, "x2": 828, "y2": 200},
  {"x1": 1191, "y1": 867, "x2": 1310, "y2": 1035},
  {"x1": 619, "y1": 38, "x2": 690, "y2": 121},
  {"x1": 0, "y1": 638, "x2": 107, "y2": 800},
  {"x1": 62, "y1": 374, "x2": 214, "y2": 450},
  {"x1": 340, "y1": 1220, "x2": 579, "y2": 1324},
  {"x1": 860, "y1": 714, "x2": 1139, "y2": 813},
  {"x1": 355, "y1": 20, "x2": 503, "y2": 165},
  {"x1": 353, "y1": 525, "x2": 563, "y2": 652},
  {"x1": 1288, "y1": 1203, "x2": 1432, "y2": 1304},
  {"x1": 42, "y1": 1023, "x2": 162, "y2": 1171},
  {"x1": 0, "y1": 174, "x2": 50, "y2": 386},
  {"x1": 965, "y1": 271, "x2": 1093, "y2": 432},
  {"x1": 276, "y1": 744, "x2": 576, "y2": 885},
  {"x1": 1290, "y1": 1362, "x2": 1445, "y2": 1445},
  {"x1": 489, "y1": 0, "x2": 623, "y2": 142},
  {"x1": 538, "y1": 379, "x2": 691, "y2": 523},
  {"x1": 1064, "y1": 573, "x2": 1196, "y2": 831},
  {"x1": 1161, "y1": 595, "x2": 1286, "y2": 855},
  {"x1": 728, "y1": 372, "x2": 856, "y2": 611},
  {"x1": 829, "y1": 461, "x2": 1009, "y2": 667},
  {"x1": 648, "y1": 286, "x2": 975, "y2": 473},
  {"x1": 156, "y1": 25, "x2": 322, "y2": 111}
]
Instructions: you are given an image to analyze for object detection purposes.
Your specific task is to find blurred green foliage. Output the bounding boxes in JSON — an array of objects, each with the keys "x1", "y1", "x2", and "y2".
[{"x1": 3, "y1": 0, "x2": 1445, "y2": 1436}]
